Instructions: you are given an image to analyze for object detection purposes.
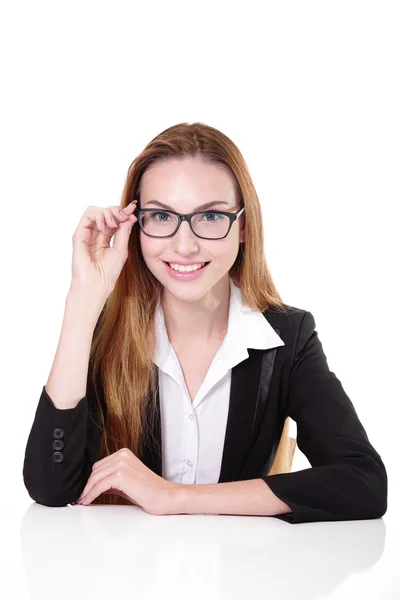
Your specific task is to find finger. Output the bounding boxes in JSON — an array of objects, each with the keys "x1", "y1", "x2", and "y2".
[
  {"x1": 121, "y1": 200, "x2": 138, "y2": 215},
  {"x1": 112, "y1": 202, "x2": 137, "y2": 223},
  {"x1": 79, "y1": 455, "x2": 133, "y2": 500},
  {"x1": 103, "y1": 207, "x2": 119, "y2": 228},
  {"x1": 91, "y1": 453, "x2": 117, "y2": 471},
  {"x1": 106, "y1": 206, "x2": 136, "y2": 227},
  {"x1": 78, "y1": 464, "x2": 114, "y2": 500},
  {"x1": 78, "y1": 475, "x2": 108, "y2": 504},
  {"x1": 78, "y1": 451, "x2": 138, "y2": 501},
  {"x1": 80, "y1": 474, "x2": 122, "y2": 505},
  {"x1": 72, "y1": 212, "x2": 104, "y2": 245},
  {"x1": 104, "y1": 207, "x2": 137, "y2": 255},
  {"x1": 95, "y1": 213, "x2": 107, "y2": 235},
  {"x1": 116, "y1": 209, "x2": 129, "y2": 222},
  {"x1": 93, "y1": 448, "x2": 134, "y2": 471}
]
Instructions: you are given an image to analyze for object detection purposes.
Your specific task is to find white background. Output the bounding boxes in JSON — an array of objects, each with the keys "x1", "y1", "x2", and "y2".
[{"x1": 0, "y1": 1, "x2": 398, "y2": 597}]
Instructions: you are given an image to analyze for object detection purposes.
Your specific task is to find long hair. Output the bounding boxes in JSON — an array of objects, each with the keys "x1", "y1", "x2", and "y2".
[{"x1": 89, "y1": 122, "x2": 295, "y2": 504}]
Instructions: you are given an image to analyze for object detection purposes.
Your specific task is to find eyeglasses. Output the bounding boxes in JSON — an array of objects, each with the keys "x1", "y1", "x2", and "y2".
[{"x1": 135, "y1": 204, "x2": 245, "y2": 240}]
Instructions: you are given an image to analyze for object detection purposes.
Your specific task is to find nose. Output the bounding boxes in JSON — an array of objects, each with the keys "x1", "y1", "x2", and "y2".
[{"x1": 171, "y1": 219, "x2": 199, "y2": 253}]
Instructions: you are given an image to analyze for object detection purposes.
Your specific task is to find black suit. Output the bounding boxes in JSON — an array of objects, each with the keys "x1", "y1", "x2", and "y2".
[{"x1": 22, "y1": 305, "x2": 388, "y2": 524}]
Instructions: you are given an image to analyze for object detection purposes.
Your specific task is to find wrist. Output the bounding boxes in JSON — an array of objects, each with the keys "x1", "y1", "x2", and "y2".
[
  {"x1": 68, "y1": 281, "x2": 109, "y2": 303},
  {"x1": 65, "y1": 286, "x2": 107, "y2": 331},
  {"x1": 67, "y1": 284, "x2": 108, "y2": 312},
  {"x1": 164, "y1": 483, "x2": 188, "y2": 515}
]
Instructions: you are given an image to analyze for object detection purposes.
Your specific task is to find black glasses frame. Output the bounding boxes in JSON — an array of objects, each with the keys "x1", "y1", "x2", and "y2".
[{"x1": 135, "y1": 205, "x2": 245, "y2": 240}]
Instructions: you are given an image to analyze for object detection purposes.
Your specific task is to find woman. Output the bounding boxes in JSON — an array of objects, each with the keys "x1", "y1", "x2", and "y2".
[{"x1": 23, "y1": 122, "x2": 387, "y2": 524}]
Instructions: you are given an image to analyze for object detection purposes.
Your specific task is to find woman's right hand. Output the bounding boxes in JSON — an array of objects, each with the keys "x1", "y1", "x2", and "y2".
[{"x1": 71, "y1": 201, "x2": 138, "y2": 295}]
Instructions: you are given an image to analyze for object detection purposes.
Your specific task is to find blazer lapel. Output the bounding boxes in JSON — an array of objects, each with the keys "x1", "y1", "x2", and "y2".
[{"x1": 217, "y1": 347, "x2": 264, "y2": 482}]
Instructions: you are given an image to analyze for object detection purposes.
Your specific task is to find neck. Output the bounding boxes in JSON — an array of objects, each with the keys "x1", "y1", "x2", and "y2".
[{"x1": 161, "y1": 276, "x2": 231, "y2": 345}]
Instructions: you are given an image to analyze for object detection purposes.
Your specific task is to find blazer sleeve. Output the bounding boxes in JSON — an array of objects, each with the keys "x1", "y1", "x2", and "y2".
[
  {"x1": 22, "y1": 360, "x2": 103, "y2": 507},
  {"x1": 263, "y1": 310, "x2": 388, "y2": 524}
]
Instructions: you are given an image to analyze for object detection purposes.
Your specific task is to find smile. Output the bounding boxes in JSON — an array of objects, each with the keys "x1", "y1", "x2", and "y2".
[{"x1": 163, "y1": 261, "x2": 211, "y2": 280}]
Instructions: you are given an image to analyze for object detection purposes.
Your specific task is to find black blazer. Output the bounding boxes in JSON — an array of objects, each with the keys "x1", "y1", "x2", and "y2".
[{"x1": 22, "y1": 305, "x2": 388, "y2": 524}]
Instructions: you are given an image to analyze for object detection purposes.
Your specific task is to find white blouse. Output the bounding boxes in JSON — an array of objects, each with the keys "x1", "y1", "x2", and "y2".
[{"x1": 153, "y1": 277, "x2": 285, "y2": 485}]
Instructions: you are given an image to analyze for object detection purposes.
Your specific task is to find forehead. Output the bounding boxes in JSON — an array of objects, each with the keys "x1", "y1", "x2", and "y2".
[{"x1": 139, "y1": 158, "x2": 236, "y2": 201}]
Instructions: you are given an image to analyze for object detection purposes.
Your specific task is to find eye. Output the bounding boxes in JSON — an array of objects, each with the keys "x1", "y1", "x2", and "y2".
[
  {"x1": 151, "y1": 211, "x2": 171, "y2": 221},
  {"x1": 203, "y1": 212, "x2": 222, "y2": 221}
]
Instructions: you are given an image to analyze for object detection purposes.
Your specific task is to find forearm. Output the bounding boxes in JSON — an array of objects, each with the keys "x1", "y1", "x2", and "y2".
[
  {"x1": 170, "y1": 479, "x2": 292, "y2": 517},
  {"x1": 46, "y1": 285, "x2": 107, "y2": 409}
]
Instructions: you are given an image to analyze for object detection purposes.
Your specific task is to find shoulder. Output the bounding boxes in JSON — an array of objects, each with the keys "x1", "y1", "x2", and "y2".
[{"x1": 261, "y1": 304, "x2": 317, "y2": 354}]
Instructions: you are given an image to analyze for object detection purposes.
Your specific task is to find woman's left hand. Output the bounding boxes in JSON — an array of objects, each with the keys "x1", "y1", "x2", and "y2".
[{"x1": 75, "y1": 448, "x2": 181, "y2": 515}]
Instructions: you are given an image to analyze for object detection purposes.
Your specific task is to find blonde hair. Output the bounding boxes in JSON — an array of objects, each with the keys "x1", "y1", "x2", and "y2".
[{"x1": 89, "y1": 122, "x2": 295, "y2": 504}]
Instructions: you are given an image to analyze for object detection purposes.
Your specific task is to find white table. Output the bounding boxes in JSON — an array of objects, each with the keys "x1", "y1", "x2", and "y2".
[{"x1": 5, "y1": 501, "x2": 398, "y2": 599}]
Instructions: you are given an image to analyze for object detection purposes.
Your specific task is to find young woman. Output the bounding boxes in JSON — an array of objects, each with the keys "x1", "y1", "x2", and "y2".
[{"x1": 23, "y1": 122, "x2": 387, "y2": 524}]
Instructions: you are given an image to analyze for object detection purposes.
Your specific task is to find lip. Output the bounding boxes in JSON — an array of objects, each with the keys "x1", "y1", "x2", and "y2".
[
  {"x1": 163, "y1": 261, "x2": 211, "y2": 280},
  {"x1": 163, "y1": 261, "x2": 209, "y2": 265}
]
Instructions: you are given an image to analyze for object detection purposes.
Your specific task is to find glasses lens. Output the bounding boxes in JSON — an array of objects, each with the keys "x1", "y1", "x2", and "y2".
[
  {"x1": 192, "y1": 212, "x2": 230, "y2": 238},
  {"x1": 139, "y1": 211, "x2": 178, "y2": 236},
  {"x1": 139, "y1": 211, "x2": 230, "y2": 239}
]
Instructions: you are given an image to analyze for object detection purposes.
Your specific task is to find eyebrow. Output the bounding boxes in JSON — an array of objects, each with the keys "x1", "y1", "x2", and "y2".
[{"x1": 142, "y1": 199, "x2": 230, "y2": 212}]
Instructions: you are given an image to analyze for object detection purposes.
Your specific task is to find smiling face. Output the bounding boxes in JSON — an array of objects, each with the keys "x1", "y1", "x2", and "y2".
[{"x1": 138, "y1": 157, "x2": 245, "y2": 303}]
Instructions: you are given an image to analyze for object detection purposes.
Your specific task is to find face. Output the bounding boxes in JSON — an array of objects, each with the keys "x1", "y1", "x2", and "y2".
[{"x1": 138, "y1": 157, "x2": 245, "y2": 303}]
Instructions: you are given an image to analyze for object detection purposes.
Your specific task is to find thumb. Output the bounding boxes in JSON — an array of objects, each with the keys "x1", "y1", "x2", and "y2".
[{"x1": 112, "y1": 215, "x2": 137, "y2": 255}]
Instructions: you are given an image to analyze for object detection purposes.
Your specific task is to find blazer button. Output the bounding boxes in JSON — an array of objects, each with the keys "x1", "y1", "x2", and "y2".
[
  {"x1": 53, "y1": 428, "x2": 64, "y2": 439},
  {"x1": 53, "y1": 439, "x2": 64, "y2": 451},
  {"x1": 53, "y1": 451, "x2": 64, "y2": 463}
]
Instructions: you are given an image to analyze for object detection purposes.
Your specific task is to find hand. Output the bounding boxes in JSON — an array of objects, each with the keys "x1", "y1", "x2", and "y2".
[
  {"x1": 71, "y1": 201, "x2": 138, "y2": 296},
  {"x1": 74, "y1": 448, "x2": 180, "y2": 515}
]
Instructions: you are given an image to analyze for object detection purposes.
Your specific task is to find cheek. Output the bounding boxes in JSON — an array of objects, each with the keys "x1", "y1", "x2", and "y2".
[
  {"x1": 209, "y1": 239, "x2": 238, "y2": 260},
  {"x1": 139, "y1": 232, "x2": 165, "y2": 260}
]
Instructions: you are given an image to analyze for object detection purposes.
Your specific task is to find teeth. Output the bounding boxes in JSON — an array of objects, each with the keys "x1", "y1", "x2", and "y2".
[{"x1": 169, "y1": 263, "x2": 205, "y2": 272}]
